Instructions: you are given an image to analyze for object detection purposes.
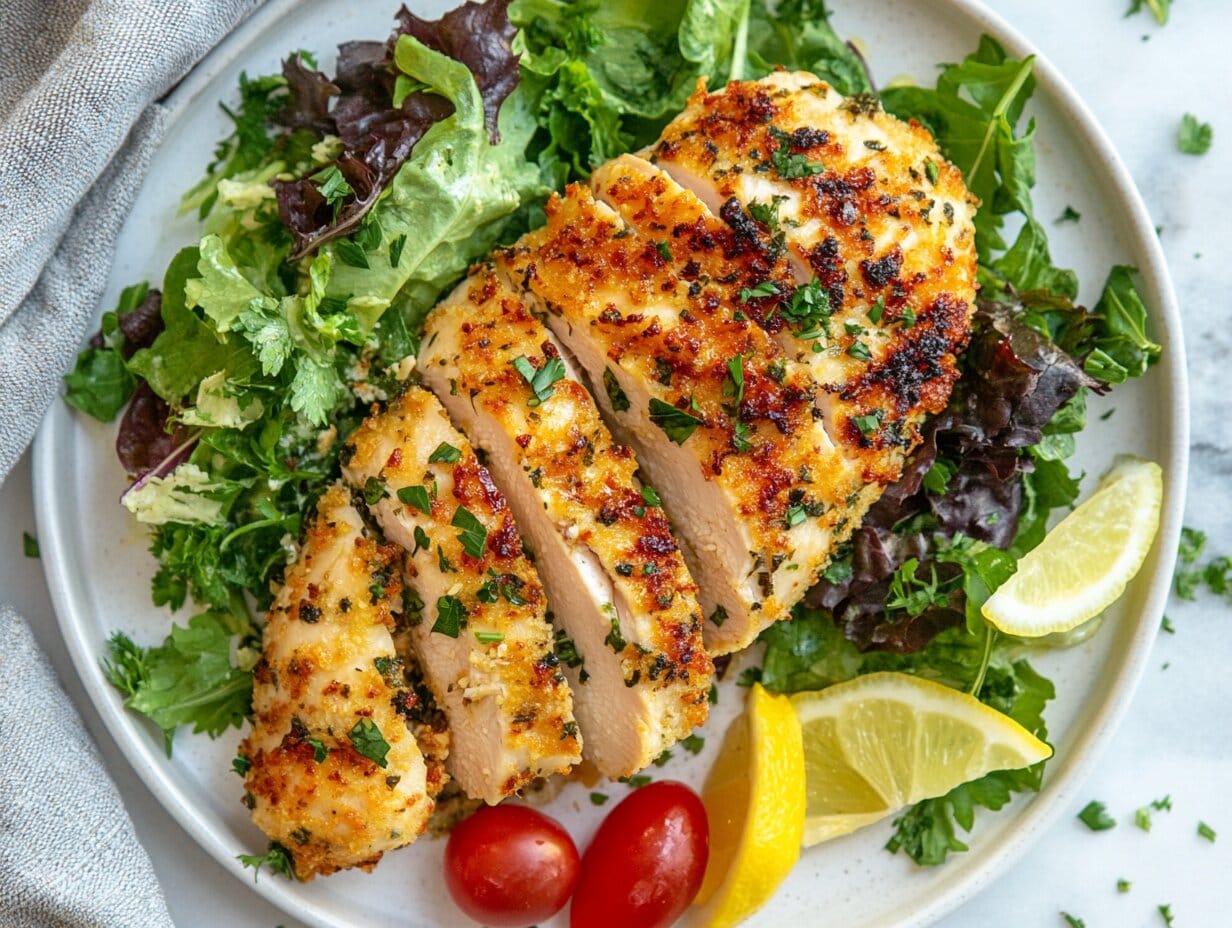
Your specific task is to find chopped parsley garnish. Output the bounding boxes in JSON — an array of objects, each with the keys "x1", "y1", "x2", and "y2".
[
  {"x1": 432, "y1": 595, "x2": 467, "y2": 638},
  {"x1": 238, "y1": 841, "x2": 295, "y2": 882},
  {"x1": 1151, "y1": 795, "x2": 1172, "y2": 811},
  {"x1": 655, "y1": 240, "x2": 674, "y2": 261},
  {"x1": 397, "y1": 485, "x2": 432, "y2": 514},
  {"x1": 1135, "y1": 806, "x2": 1153, "y2": 831},
  {"x1": 767, "y1": 126, "x2": 825, "y2": 179},
  {"x1": 348, "y1": 718, "x2": 391, "y2": 768},
  {"x1": 428, "y1": 442, "x2": 461, "y2": 464},
  {"x1": 622, "y1": 774, "x2": 652, "y2": 789},
  {"x1": 732, "y1": 421, "x2": 754, "y2": 453},
  {"x1": 868, "y1": 296, "x2": 885, "y2": 323},
  {"x1": 1161, "y1": 615, "x2": 1175, "y2": 634},
  {"x1": 852, "y1": 411, "x2": 882, "y2": 436},
  {"x1": 362, "y1": 476, "x2": 388, "y2": 506},
  {"x1": 512, "y1": 355, "x2": 566, "y2": 407},
  {"x1": 1077, "y1": 800, "x2": 1117, "y2": 831},
  {"x1": 780, "y1": 279, "x2": 831, "y2": 338},
  {"x1": 740, "y1": 280, "x2": 780, "y2": 302},
  {"x1": 641, "y1": 485, "x2": 661, "y2": 507},
  {"x1": 604, "y1": 617, "x2": 627, "y2": 652},
  {"x1": 846, "y1": 339, "x2": 872, "y2": 361},
  {"x1": 477, "y1": 571, "x2": 527, "y2": 606},
  {"x1": 1118, "y1": 879, "x2": 1132, "y2": 893},
  {"x1": 649, "y1": 397, "x2": 704, "y2": 444},
  {"x1": 554, "y1": 628, "x2": 584, "y2": 668},
  {"x1": 307, "y1": 735, "x2": 328, "y2": 764},
  {"x1": 451, "y1": 506, "x2": 487, "y2": 559},
  {"x1": 725, "y1": 356, "x2": 745, "y2": 406},
  {"x1": 708, "y1": 683, "x2": 718, "y2": 704},
  {"x1": 923, "y1": 159, "x2": 940, "y2": 185},
  {"x1": 475, "y1": 630, "x2": 505, "y2": 644},
  {"x1": 412, "y1": 525, "x2": 430, "y2": 555},
  {"x1": 1061, "y1": 914, "x2": 1085, "y2": 928},
  {"x1": 603, "y1": 368, "x2": 630, "y2": 412},
  {"x1": 681, "y1": 734, "x2": 705, "y2": 754},
  {"x1": 590, "y1": 792, "x2": 609, "y2": 806},
  {"x1": 709, "y1": 605, "x2": 728, "y2": 627},
  {"x1": 22, "y1": 531, "x2": 39, "y2": 559},
  {"x1": 232, "y1": 754, "x2": 251, "y2": 776},
  {"x1": 785, "y1": 505, "x2": 807, "y2": 528},
  {"x1": 1178, "y1": 113, "x2": 1213, "y2": 155},
  {"x1": 1158, "y1": 903, "x2": 1175, "y2": 927},
  {"x1": 1198, "y1": 821, "x2": 1217, "y2": 842},
  {"x1": 1057, "y1": 205, "x2": 1081, "y2": 223},
  {"x1": 653, "y1": 750, "x2": 673, "y2": 767}
]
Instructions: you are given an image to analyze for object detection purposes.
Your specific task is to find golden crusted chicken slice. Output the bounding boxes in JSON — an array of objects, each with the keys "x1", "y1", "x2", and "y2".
[
  {"x1": 495, "y1": 186, "x2": 875, "y2": 655},
  {"x1": 420, "y1": 268, "x2": 713, "y2": 776},
  {"x1": 241, "y1": 483, "x2": 444, "y2": 880},
  {"x1": 647, "y1": 72, "x2": 977, "y2": 485},
  {"x1": 342, "y1": 386, "x2": 581, "y2": 803}
]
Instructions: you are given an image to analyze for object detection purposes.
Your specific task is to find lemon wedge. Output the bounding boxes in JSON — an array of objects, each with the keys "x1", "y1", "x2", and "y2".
[
  {"x1": 792, "y1": 672, "x2": 1051, "y2": 847},
  {"x1": 982, "y1": 455, "x2": 1162, "y2": 637},
  {"x1": 688, "y1": 683, "x2": 804, "y2": 928}
]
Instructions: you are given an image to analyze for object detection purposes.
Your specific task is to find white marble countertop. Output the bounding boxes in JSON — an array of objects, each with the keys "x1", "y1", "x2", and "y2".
[{"x1": 3, "y1": 0, "x2": 1230, "y2": 925}]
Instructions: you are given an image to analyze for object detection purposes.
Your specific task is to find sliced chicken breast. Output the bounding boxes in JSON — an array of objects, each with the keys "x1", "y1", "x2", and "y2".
[
  {"x1": 242, "y1": 483, "x2": 443, "y2": 880},
  {"x1": 342, "y1": 386, "x2": 581, "y2": 803},
  {"x1": 646, "y1": 72, "x2": 977, "y2": 485},
  {"x1": 495, "y1": 185, "x2": 871, "y2": 654},
  {"x1": 420, "y1": 267, "x2": 713, "y2": 776}
]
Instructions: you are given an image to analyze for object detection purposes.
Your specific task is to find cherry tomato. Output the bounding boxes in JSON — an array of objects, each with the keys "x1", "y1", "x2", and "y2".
[
  {"x1": 444, "y1": 804, "x2": 580, "y2": 926},
  {"x1": 570, "y1": 780, "x2": 709, "y2": 928}
]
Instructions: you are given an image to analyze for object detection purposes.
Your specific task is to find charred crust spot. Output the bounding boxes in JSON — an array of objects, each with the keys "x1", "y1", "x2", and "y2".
[
  {"x1": 860, "y1": 247, "x2": 904, "y2": 289},
  {"x1": 487, "y1": 514, "x2": 522, "y2": 561},
  {"x1": 297, "y1": 602, "x2": 321, "y2": 624}
]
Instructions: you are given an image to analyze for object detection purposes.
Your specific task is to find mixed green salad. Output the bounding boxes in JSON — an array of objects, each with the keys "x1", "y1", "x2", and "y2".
[{"x1": 67, "y1": 0, "x2": 1160, "y2": 868}]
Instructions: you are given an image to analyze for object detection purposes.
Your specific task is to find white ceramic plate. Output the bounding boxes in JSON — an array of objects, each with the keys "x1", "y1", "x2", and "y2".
[{"x1": 34, "y1": 1, "x2": 1188, "y2": 926}]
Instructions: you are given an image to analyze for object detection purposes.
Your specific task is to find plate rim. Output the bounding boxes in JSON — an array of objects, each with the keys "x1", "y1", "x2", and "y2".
[{"x1": 32, "y1": 1, "x2": 1190, "y2": 926}]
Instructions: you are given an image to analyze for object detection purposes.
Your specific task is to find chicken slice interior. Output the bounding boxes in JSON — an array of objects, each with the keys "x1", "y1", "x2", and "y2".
[
  {"x1": 421, "y1": 267, "x2": 712, "y2": 776},
  {"x1": 343, "y1": 385, "x2": 581, "y2": 803},
  {"x1": 495, "y1": 184, "x2": 867, "y2": 654},
  {"x1": 242, "y1": 483, "x2": 441, "y2": 880}
]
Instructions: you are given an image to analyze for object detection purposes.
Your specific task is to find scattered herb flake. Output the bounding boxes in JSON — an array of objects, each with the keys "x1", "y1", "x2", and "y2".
[
  {"x1": 428, "y1": 442, "x2": 461, "y2": 464},
  {"x1": 1198, "y1": 821, "x2": 1217, "y2": 842},
  {"x1": 603, "y1": 368, "x2": 630, "y2": 412},
  {"x1": 589, "y1": 791, "x2": 609, "y2": 806},
  {"x1": 432, "y1": 595, "x2": 467, "y2": 638},
  {"x1": 1178, "y1": 113, "x2": 1213, "y2": 155},
  {"x1": 648, "y1": 397, "x2": 704, "y2": 444},
  {"x1": 22, "y1": 531, "x2": 39, "y2": 559},
  {"x1": 396, "y1": 485, "x2": 432, "y2": 515},
  {"x1": 681, "y1": 734, "x2": 705, "y2": 754},
  {"x1": 347, "y1": 718, "x2": 390, "y2": 768},
  {"x1": 512, "y1": 355, "x2": 566, "y2": 407},
  {"x1": 451, "y1": 506, "x2": 488, "y2": 560},
  {"x1": 1078, "y1": 800, "x2": 1117, "y2": 831}
]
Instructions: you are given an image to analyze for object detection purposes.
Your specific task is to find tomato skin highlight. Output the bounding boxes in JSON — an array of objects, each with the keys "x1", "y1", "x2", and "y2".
[
  {"x1": 570, "y1": 780, "x2": 710, "y2": 928},
  {"x1": 443, "y1": 804, "x2": 580, "y2": 927}
]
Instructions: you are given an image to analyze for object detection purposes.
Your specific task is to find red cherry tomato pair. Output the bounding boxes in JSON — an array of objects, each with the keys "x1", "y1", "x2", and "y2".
[{"x1": 444, "y1": 781, "x2": 709, "y2": 928}]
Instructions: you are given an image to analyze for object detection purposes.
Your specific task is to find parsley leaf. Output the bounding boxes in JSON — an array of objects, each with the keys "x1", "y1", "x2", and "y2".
[
  {"x1": 433, "y1": 595, "x2": 467, "y2": 638},
  {"x1": 22, "y1": 532, "x2": 39, "y2": 559},
  {"x1": 1126, "y1": 0, "x2": 1170, "y2": 25},
  {"x1": 397, "y1": 485, "x2": 432, "y2": 515},
  {"x1": 1077, "y1": 800, "x2": 1117, "y2": 831},
  {"x1": 512, "y1": 355, "x2": 566, "y2": 406},
  {"x1": 348, "y1": 718, "x2": 391, "y2": 768},
  {"x1": 1178, "y1": 113, "x2": 1213, "y2": 155},
  {"x1": 649, "y1": 397, "x2": 704, "y2": 444},
  {"x1": 428, "y1": 442, "x2": 461, "y2": 464},
  {"x1": 238, "y1": 841, "x2": 296, "y2": 882},
  {"x1": 603, "y1": 368, "x2": 631, "y2": 412},
  {"x1": 451, "y1": 506, "x2": 488, "y2": 559}
]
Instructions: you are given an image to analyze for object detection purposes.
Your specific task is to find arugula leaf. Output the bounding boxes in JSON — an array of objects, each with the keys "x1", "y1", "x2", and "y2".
[
  {"x1": 1178, "y1": 113, "x2": 1213, "y2": 155},
  {"x1": 1083, "y1": 266, "x2": 1162, "y2": 385},
  {"x1": 102, "y1": 613, "x2": 254, "y2": 754}
]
